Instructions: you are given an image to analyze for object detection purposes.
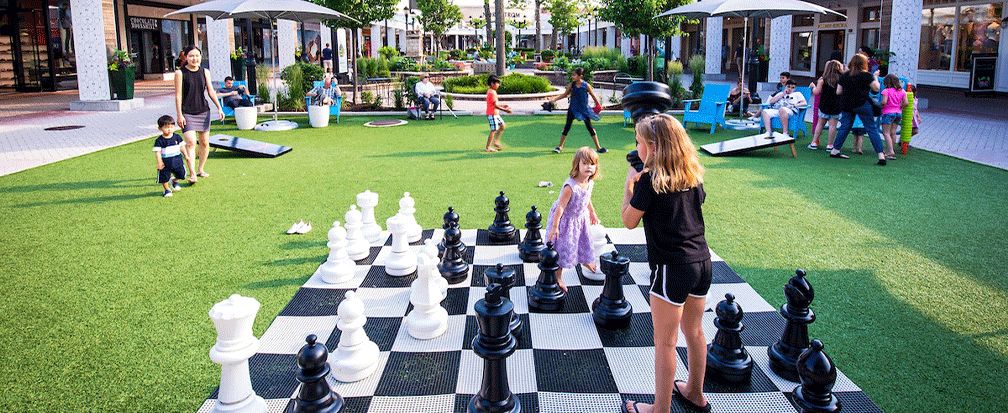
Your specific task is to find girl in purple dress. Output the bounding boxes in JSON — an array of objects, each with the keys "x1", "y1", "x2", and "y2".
[{"x1": 546, "y1": 147, "x2": 601, "y2": 293}]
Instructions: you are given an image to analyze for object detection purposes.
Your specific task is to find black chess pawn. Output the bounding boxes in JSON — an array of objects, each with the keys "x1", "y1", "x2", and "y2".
[
  {"x1": 484, "y1": 263, "x2": 522, "y2": 336},
  {"x1": 488, "y1": 191, "x2": 517, "y2": 243},
  {"x1": 528, "y1": 242, "x2": 566, "y2": 312},
  {"x1": 792, "y1": 340, "x2": 841, "y2": 413},
  {"x1": 438, "y1": 206, "x2": 462, "y2": 259},
  {"x1": 468, "y1": 284, "x2": 521, "y2": 413},
  {"x1": 706, "y1": 293, "x2": 754, "y2": 384},
  {"x1": 592, "y1": 250, "x2": 633, "y2": 329},
  {"x1": 517, "y1": 205, "x2": 546, "y2": 263},
  {"x1": 768, "y1": 269, "x2": 816, "y2": 382},
  {"x1": 438, "y1": 222, "x2": 470, "y2": 284},
  {"x1": 291, "y1": 334, "x2": 344, "y2": 413}
]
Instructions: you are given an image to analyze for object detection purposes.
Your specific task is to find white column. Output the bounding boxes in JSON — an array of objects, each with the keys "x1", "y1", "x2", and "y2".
[
  {"x1": 704, "y1": 17, "x2": 722, "y2": 75},
  {"x1": 337, "y1": 28, "x2": 349, "y2": 73},
  {"x1": 70, "y1": 0, "x2": 110, "y2": 101},
  {"x1": 399, "y1": 29, "x2": 407, "y2": 51},
  {"x1": 607, "y1": 28, "x2": 616, "y2": 49},
  {"x1": 670, "y1": 35, "x2": 682, "y2": 61},
  {"x1": 1000, "y1": 15, "x2": 1008, "y2": 92},
  {"x1": 277, "y1": 19, "x2": 298, "y2": 69},
  {"x1": 206, "y1": 17, "x2": 232, "y2": 82},
  {"x1": 621, "y1": 36, "x2": 632, "y2": 57},
  {"x1": 887, "y1": 0, "x2": 923, "y2": 85},
  {"x1": 371, "y1": 25, "x2": 382, "y2": 56},
  {"x1": 769, "y1": 16, "x2": 791, "y2": 81}
]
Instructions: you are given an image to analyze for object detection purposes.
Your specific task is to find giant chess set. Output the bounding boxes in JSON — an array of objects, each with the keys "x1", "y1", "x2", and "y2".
[{"x1": 199, "y1": 190, "x2": 882, "y2": 413}]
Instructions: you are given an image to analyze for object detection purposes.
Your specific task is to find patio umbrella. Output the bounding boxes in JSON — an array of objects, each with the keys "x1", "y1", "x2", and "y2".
[
  {"x1": 167, "y1": 0, "x2": 359, "y2": 130},
  {"x1": 658, "y1": 0, "x2": 845, "y2": 118}
]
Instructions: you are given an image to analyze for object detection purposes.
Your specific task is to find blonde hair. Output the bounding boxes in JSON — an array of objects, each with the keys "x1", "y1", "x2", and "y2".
[
  {"x1": 822, "y1": 60, "x2": 843, "y2": 88},
  {"x1": 634, "y1": 114, "x2": 704, "y2": 193},
  {"x1": 569, "y1": 146, "x2": 600, "y2": 180}
]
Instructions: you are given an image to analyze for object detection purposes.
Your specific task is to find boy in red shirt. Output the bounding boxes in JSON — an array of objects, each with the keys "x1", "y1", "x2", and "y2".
[{"x1": 485, "y1": 75, "x2": 512, "y2": 152}]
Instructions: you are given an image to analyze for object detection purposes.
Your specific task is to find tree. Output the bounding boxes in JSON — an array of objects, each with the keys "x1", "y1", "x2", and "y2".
[
  {"x1": 547, "y1": 0, "x2": 578, "y2": 53},
  {"x1": 495, "y1": 0, "x2": 505, "y2": 75},
  {"x1": 534, "y1": 0, "x2": 543, "y2": 51},
  {"x1": 314, "y1": 0, "x2": 398, "y2": 103},
  {"x1": 469, "y1": 17, "x2": 487, "y2": 47},
  {"x1": 417, "y1": 0, "x2": 463, "y2": 55},
  {"x1": 483, "y1": 0, "x2": 493, "y2": 47},
  {"x1": 509, "y1": 19, "x2": 529, "y2": 48},
  {"x1": 599, "y1": 0, "x2": 687, "y2": 80}
]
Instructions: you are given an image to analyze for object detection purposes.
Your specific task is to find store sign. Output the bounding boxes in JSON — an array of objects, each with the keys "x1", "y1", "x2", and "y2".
[
  {"x1": 970, "y1": 54, "x2": 997, "y2": 93},
  {"x1": 817, "y1": 22, "x2": 847, "y2": 29},
  {"x1": 129, "y1": 17, "x2": 161, "y2": 31}
]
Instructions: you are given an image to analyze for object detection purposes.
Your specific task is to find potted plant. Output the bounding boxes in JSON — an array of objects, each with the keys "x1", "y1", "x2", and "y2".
[
  {"x1": 230, "y1": 47, "x2": 246, "y2": 81},
  {"x1": 107, "y1": 49, "x2": 136, "y2": 100},
  {"x1": 875, "y1": 48, "x2": 895, "y2": 76}
]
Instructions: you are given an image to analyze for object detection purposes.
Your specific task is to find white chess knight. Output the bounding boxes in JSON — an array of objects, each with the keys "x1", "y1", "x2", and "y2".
[
  {"x1": 344, "y1": 205, "x2": 371, "y2": 261},
  {"x1": 356, "y1": 190, "x2": 383, "y2": 245},
  {"x1": 396, "y1": 192, "x2": 423, "y2": 243},
  {"x1": 404, "y1": 254, "x2": 449, "y2": 339},
  {"x1": 330, "y1": 291, "x2": 380, "y2": 382},
  {"x1": 422, "y1": 240, "x2": 449, "y2": 298},
  {"x1": 315, "y1": 221, "x2": 356, "y2": 284},
  {"x1": 584, "y1": 224, "x2": 615, "y2": 281},
  {"x1": 384, "y1": 215, "x2": 417, "y2": 276},
  {"x1": 208, "y1": 294, "x2": 267, "y2": 413}
]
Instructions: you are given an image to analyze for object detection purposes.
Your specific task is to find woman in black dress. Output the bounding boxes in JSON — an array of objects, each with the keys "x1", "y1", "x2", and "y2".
[{"x1": 174, "y1": 46, "x2": 224, "y2": 183}]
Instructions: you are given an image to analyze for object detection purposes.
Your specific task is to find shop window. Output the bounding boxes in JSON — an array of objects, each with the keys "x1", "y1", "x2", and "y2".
[
  {"x1": 955, "y1": 3, "x2": 1001, "y2": 72},
  {"x1": 790, "y1": 31, "x2": 812, "y2": 71},
  {"x1": 862, "y1": 6, "x2": 881, "y2": 22},
  {"x1": 793, "y1": 15, "x2": 814, "y2": 27},
  {"x1": 861, "y1": 28, "x2": 880, "y2": 50},
  {"x1": 918, "y1": 7, "x2": 956, "y2": 70}
]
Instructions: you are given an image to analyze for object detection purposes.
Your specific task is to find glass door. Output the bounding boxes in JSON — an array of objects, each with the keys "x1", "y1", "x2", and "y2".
[{"x1": 14, "y1": 6, "x2": 46, "y2": 91}]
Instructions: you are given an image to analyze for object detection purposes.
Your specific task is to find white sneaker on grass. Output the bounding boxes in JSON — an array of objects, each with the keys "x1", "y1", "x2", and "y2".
[
  {"x1": 296, "y1": 222, "x2": 313, "y2": 234},
  {"x1": 287, "y1": 220, "x2": 306, "y2": 235},
  {"x1": 163, "y1": 190, "x2": 173, "y2": 198}
]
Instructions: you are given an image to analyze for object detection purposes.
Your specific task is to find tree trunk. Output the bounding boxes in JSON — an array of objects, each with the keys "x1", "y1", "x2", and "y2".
[
  {"x1": 664, "y1": 36, "x2": 671, "y2": 81},
  {"x1": 351, "y1": 27, "x2": 359, "y2": 104},
  {"x1": 484, "y1": 0, "x2": 493, "y2": 47},
  {"x1": 645, "y1": 35, "x2": 655, "y2": 81},
  {"x1": 495, "y1": 0, "x2": 505, "y2": 75},
  {"x1": 534, "y1": 0, "x2": 542, "y2": 51}
]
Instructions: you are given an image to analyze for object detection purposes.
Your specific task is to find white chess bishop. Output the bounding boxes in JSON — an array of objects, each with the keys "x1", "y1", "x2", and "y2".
[
  {"x1": 344, "y1": 205, "x2": 371, "y2": 261},
  {"x1": 315, "y1": 221, "x2": 356, "y2": 284},
  {"x1": 329, "y1": 291, "x2": 380, "y2": 382},
  {"x1": 208, "y1": 294, "x2": 267, "y2": 413},
  {"x1": 584, "y1": 224, "x2": 614, "y2": 281},
  {"x1": 356, "y1": 190, "x2": 383, "y2": 245},
  {"x1": 397, "y1": 192, "x2": 423, "y2": 243},
  {"x1": 404, "y1": 253, "x2": 449, "y2": 339},
  {"x1": 384, "y1": 215, "x2": 417, "y2": 276}
]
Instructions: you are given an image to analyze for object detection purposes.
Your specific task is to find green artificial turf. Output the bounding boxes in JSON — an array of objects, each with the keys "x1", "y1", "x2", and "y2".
[{"x1": 0, "y1": 115, "x2": 1006, "y2": 412}]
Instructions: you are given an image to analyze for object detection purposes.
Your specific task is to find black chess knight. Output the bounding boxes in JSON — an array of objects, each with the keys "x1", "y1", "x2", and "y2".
[{"x1": 484, "y1": 263, "x2": 522, "y2": 336}]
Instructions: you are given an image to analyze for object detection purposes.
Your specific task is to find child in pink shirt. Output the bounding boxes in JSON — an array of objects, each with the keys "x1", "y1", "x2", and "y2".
[{"x1": 879, "y1": 74, "x2": 907, "y2": 159}]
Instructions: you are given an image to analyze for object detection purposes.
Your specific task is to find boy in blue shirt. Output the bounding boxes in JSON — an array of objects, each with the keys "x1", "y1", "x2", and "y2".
[{"x1": 153, "y1": 115, "x2": 186, "y2": 197}]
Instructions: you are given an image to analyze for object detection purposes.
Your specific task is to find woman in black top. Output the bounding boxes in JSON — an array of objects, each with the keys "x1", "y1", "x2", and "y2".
[
  {"x1": 174, "y1": 46, "x2": 224, "y2": 182},
  {"x1": 829, "y1": 53, "x2": 886, "y2": 165},
  {"x1": 809, "y1": 59, "x2": 844, "y2": 150},
  {"x1": 621, "y1": 114, "x2": 711, "y2": 413}
]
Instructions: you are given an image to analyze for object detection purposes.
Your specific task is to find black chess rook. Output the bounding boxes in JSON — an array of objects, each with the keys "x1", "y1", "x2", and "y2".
[
  {"x1": 484, "y1": 263, "x2": 522, "y2": 336},
  {"x1": 517, "y1": 206, "x2": 546, "y2": 263},
  {"x1": 792, "y1": 340, "x2": 841, "y2": 413},
  {"x1": 768, "y1": 269, "x2": 816, "y2": 382},
  {"x1": 528, "y1": 242, "x2": 566, "y2": 312},
  {"x1": 291, "y1": 334, "x2": 344, "y2": 413},
  {"x1": 468, "y1": 284, "x2": 521, "y2": 413},
  {"x1": 488, "y1": 191, "x2": 517, "y2": 243},
  {"x1": 592, "y1": 251, "x2": 633, "y2": 329},
  {"x1": 706, "y1": 293, "x2": 754, "y2": 384},
  {"x1": 438, "y1": 207, "x2": 462, "y2": 259},
  {"x1": 438, "y1": 222, "x2": 470, "y2": 284}
]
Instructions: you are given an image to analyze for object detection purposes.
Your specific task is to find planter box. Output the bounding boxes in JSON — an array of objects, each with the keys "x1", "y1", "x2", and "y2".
[
  {"x1": 533, "y1": 70, "x2": 567, "y2": 86},
  {"x1": 234, "y1": 106, "x2": 258, "y2": 130},
  {"x1": 108, "y1": 66, "x2": 136, "y2": 100},
  {"x1": 592, "y1": 70, "x2": 618, "y2": 83},
  {"x1": 308, "y1": 105, "x2": 331, "y2": 128}
]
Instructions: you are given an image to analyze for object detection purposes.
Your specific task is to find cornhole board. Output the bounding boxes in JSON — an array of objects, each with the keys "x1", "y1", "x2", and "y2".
[
  {"x1": 209, "y1": 134, "x2": 292, "y2": 158},
  {"x1": 701, "y1": 132, "x2": 797, "y2": 158}
]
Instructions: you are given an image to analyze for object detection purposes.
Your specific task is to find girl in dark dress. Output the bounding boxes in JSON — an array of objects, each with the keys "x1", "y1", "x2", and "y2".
[
  {"x1": 809, "y1": 59, "x2": 844, "y2": 150},
  {"x1": 174, "y1": 46, "x2": 224, "y2": 183},
  {"x1": 547, "y1": 68, "x2": 606, "y2": 154}
]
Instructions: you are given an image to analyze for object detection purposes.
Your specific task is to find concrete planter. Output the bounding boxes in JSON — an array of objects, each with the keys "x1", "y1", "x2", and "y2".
[
  {"x1": 533, "y1": 70, "x2": 567, "y2": 86},
  {"x1": 308, "y1": 105, "x2": 330, "y2": 128},
  {"x1": 234, "y1": 107, "x2": 258, "y2": 130}
]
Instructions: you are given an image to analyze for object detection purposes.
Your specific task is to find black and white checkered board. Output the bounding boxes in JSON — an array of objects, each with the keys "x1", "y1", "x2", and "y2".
[{"x1": 199, "y1": 228, "x2": 882, "y2": 413}]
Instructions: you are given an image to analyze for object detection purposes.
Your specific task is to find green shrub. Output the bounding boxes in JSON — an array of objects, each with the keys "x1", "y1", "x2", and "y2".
[
  {"x1": 443, "y1": 93, "x2": 454, "y2": 110},
  {"x1": 688, "y1": 55, "x2": 705, "y2": 98},
  {"x1": 393, "y1": 89, "x2": 405, "y2": 109},
  {"x1": 280, "y1": 62, "x2": 323, "y2": 96},
  {"x1": 403, "y1": 75, "x2": 421, "y2": 105},
  {"x1": 448, "y1": 49, "x2": 462, "y2": 60},
  {"x1": 255, "y1": 64, "x2": 272, "y2": 103},
  {"x1": 361, "y1": 90, "x2": 375, "y2": 107},
  {"x1": 432, "y1": 59, "x2": 455, "y2": 71},
  {"x1": 279, "y1": 63, "x2": 306, "y2": 111},
  {"x1": 667, "y1": 61, "x2": 686, "y2": 107},
  {"x1": 378, "y1": 46, "x2": 399, "y2": 60},
  {"x1": 356, "y1": 57, "x2": 391, "y2": 80},
  {"x1": 443, "y1": 73, "x2": 551, "y2": 95},
  {"x1": 541, "y1": 49, "x2": 556, "y2": 61},
  {"x1": 552, "y1": 56, "x2": 571, "y2": 72},
  {"x1": 627, "y1": 56, "x2": 646, "y2": 77}
]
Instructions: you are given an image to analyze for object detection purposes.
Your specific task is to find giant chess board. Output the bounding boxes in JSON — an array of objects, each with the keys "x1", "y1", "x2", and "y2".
[{"x1": 199, "y1": 228, "x2": 882, "y2": 413}]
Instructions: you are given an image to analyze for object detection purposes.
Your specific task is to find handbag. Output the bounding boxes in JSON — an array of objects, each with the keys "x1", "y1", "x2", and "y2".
[{"x1": 869, "y1": 93, "x2": 883, "y2": 117}]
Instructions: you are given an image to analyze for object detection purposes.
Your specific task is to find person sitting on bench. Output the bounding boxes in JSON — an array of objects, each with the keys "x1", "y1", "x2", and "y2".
[
  {"x1": 217, "y1": 76, "x2": 254, "y2": 108},
  {"x1": 761, "y1": 79, "x2": 806, "y2": 139},
  {"x1": 727, "y1": 78, "x2": 752, "y2": 116},
  {"x1": 414, "y1": 74, "x2": 440, "y2": 120},
  {"x1": 305, "y1": 75, "x2": 341, "y2": 106}
]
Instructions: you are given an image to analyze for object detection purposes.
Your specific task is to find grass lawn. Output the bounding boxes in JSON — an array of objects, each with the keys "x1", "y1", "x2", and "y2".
[{"x1": 0, "y1": 114, "x2": 1005, "y2": 412}]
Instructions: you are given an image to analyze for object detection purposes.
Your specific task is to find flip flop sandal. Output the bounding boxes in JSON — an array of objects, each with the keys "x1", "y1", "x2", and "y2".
[
  {"x1": 197, "y1": 172, "x2": 210, "y2": 178},
  {"x1": 673, "y1": 380, "x2": 711, "y2": 413},
  {"x1": 553, "y1": 147, "x2": 562, "y2": 153},
  {"x1": 624, "y1": 400, "x2": 643, "y2": 413}
]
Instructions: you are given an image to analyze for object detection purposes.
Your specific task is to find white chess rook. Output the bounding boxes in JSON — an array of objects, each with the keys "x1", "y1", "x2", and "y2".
[
  {"x1": 316, "y1": 221, "x2": 356, "y2": 284},
  {"x1": 344, "y1": 205, "x2": 371, "y2": 261},
  {"x1": 209, "y1": 294, "x2": 267, "y2": 413},
  {"x1": 397, "y1": 192, "x2": 423, "y2": 243},
  {"x1": 385, "y1": 215, "x2": 417, "y2": 276},
  {"x1": 329, "y1": 291, "x2": 381, "y2": 382},
  {"x1": 405, "y1": 254, "x2": 449, "y2": 339},
  {"x1": 356, "y1": 190, "x2": 384, "y2": 245},
  {"x1": 584, "y1": 224, "x2": 612, "y2": 282}
]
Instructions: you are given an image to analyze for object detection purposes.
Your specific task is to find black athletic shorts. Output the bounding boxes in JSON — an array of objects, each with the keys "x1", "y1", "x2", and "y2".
[
  {"x1": 157, "y1": 155, "x2": 186, "y2": 183},
  {"x1": 649, "y1": 259, "x2": 712, "y2": 305}
]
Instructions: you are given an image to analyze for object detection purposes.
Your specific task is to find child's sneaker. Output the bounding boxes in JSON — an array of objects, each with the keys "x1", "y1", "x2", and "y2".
[
  {"x1": 163, "y1": 189, "x2": 173, "y2": 198},
  {"x1": 171, "y1": 180, "x2": 182, "y2": 191}
]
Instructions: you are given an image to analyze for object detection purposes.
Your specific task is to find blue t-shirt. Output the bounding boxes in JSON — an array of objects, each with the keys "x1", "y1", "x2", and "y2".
[
  {"x1": 322, "y1": 47, "x2": 333, "y2": 60},
  {"x1": 153, "y1": 134, "x2": 184, "y2": 158}
]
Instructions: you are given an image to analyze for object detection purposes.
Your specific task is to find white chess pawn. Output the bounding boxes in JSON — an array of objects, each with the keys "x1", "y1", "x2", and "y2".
[
  {"x1": 384, "y1": 215, "x2": 417, "y2": 276},
  {"x1": 329, "y1": 291, "x2": 380, "y2": 382},
  {"x1": 405, "y1": 254, "x2": 449, "y2": 339},
  {"x1": 209, "y1": 294, "x2": 267, "y2": 413},
  {"x1": 316, "y1": 221, "x2": 356, "y2": 284},
  {"x1": 422, "y1": 239, "x2": 449, "y2": 298},
  {"x1": 344, "y1": 205, "x2": 371, "y2": 261},
  {"x1": 584, "y1": 224, "x2": 612, "y2": 281},
  {"x1": 356, "y1": 190, "x2": 383, "y2": 245},
  {"x1": 397, "y1": 192, "x2": 423, "y2": 243}
]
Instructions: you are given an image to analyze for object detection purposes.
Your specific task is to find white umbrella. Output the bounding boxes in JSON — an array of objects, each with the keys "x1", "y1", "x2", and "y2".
[
  {"x1": 167, "y1": 0, "x2": 359, "y2": 130},
  {"x1": 658, "y1": 0, "x2": 845, "y2": 117}
]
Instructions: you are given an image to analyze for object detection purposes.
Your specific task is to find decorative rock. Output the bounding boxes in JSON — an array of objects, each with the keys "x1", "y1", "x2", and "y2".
[
  {"x1": 528, "y1": 242, "x2": 566, "y2": 312},
  {"x1": 706, "y1": 293, "x2": 754, "y2": 384},
  {"x1": 292, "y1": 334, "x2": 344, "y2": 413},
  {"x1": 487, "y1": 191, "x2": 517, "y2": 243},
  {"x1": 592, "y1": 251, "x2": 633, "y2": 329},
  {"x1": 483, "y1": 263, "x2": 522, "y2": 336},
  {"x1": 384, "y1": 215, "x2": 417, "y2": 277},
  {"x1": 344, "y1": 205, "x2": 370, "y2": 261},
  {"x1": 467, "y1": 284, "x2": 520, "y2": 413},
  {"x1": 329, "y1": 291, "x2": 380, "y2": 382},
  {"x1": 438, "y1": 222, "x2": 470, "y2": 284},
  {"x1": 768, "y1": 269, "x2": 816, "y2": 382},
  {"x1": 405, "y1": 253, "x2": 449, "y2": 339},
  {"x1": 517, "y1": 205, "x2": 546, "y2": 263},
  {"x1": 792, "y1": 340, "x2": 841, "y2": 413},
  {"x1": 397, "y1": 192, "x2": 423, "y2": 243},
  {"x1": 208, "y1": 294, "x2": 267, "y2": 413},
  {"x1": 355, "y1": 190, "x2": 383, "y2": 245},
  {"x1": 316, "y1": 221, "x2": 355, "y2": 284}
]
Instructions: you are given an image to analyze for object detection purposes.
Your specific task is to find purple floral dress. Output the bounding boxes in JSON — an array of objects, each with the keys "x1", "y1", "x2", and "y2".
[{"x1": 546, "y1": 178, "x2": 595, "y2": 268}]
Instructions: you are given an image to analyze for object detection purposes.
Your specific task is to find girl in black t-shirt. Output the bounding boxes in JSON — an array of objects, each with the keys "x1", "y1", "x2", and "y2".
[{"x1": 621, "y1": 114, "x2": 711, "y2": 413}]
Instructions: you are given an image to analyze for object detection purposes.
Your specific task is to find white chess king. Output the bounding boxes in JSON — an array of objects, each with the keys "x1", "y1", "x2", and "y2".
[{"x1": 208, "y1": 294, "x2": 267, "y2": 413}]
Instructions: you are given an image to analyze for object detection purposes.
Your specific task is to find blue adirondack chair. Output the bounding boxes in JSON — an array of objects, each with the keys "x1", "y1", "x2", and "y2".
[
  {"x1": 304, "y1": 80, "x2": 343, "y2": 123},
  {"x1": 217, "y1": 80, "x2": 256, "y2": 124},
  {"x1": 761, "y1": 86, "x2": 812, "y2": 138},
  {"x1": 683, "y1": 83, "x2": 731, "y2": 134}
]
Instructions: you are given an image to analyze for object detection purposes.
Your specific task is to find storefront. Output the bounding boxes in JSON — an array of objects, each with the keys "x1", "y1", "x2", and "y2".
[
  {"x1": 124, "y1": 2, "x2": 195, "y2": 80},
  {"x1": 917, "y1": 0, "x2": 1004, "y2": 89},
  {"x1": 1, "y1": 0, "x2": 77, "y2": 92},
  {"x1": 787, "y1": 3, "x2": 882, "y2": 77}
]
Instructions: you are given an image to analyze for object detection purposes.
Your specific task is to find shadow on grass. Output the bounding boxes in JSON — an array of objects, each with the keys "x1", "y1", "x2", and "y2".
[
  {"x1": 265, "y1": 255, "x2": 326, "y2": 267},
  {"x1": 0, "y1": 178, "x2": 148, "y2": 193},
  {"x1": 242, "y1": 276, "x2": 307, "y2": 290},
  {"x1": 281, "y1": 239, "x2": 326, "y2": 250},
  {"x1": 13, "y1": 192, "x2": 151, "y2": 208}
]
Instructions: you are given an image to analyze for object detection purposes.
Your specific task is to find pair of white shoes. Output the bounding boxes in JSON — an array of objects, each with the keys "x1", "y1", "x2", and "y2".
[{"x1": 286, "y1": 220, "x2": 313, "y2": 235}]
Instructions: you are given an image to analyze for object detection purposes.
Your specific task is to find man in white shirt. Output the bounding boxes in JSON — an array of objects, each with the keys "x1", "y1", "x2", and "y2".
[
  {"x1": 305, "y1": 75, "x2": 341, "y2": 106},
  {"x1": 414, "y1": 74, "x2": 440, "y2": 120},
  {"x1": 761, "y1": 80, "x2": 806, "y2": 138}
]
